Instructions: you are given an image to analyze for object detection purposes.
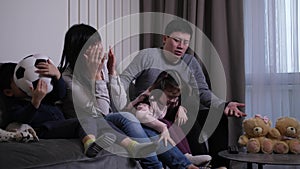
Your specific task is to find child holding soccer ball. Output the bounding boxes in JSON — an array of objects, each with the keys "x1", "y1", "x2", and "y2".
[{"x1": 0, "y1": 61, "x2": 158, "y2": 158}]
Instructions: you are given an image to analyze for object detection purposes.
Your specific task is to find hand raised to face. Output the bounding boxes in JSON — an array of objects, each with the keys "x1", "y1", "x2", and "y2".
[
  {"x1": 83, "y1": 43, "x2": 105, "y2": 80},
  {"x1": 35, "y1": 59, "x2": 61, "y2": 80},
  {"x1": 107, "y1": 46, "x2": 117, "y2": 76},
  {"x1": 30, "y1": 79, "x2": 48, "y2": 108}
]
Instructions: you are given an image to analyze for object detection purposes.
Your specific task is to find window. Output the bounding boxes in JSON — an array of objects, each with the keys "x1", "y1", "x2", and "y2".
[
  {"x1": 245, "y1": 0, "x2": 300, "y2": 74},
  {"x1": 244, "y1": 0, "x2": 300, "y2": 122}
]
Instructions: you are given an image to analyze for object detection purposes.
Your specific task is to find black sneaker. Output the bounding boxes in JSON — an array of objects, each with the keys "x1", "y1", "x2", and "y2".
[{"x1": 85, "y1": 133, "x2": 116, "y2": 158}]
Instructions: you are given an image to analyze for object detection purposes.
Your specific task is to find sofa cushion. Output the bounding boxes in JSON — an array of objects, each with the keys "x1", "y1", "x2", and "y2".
[
  {"x1": 0, "y1": 63, "x2": 141, "y2": 169},
  {"x1": 0, "y1": 138, "x2": 140, "y2": 169}
]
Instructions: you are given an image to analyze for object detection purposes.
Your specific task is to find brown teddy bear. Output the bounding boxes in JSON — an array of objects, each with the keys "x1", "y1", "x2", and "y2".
[
  {"x1": 238, "y1": 115, "x2": 281, "y2": 154},
  {"x1": 273, "y1": 117, "x2": 300, "y2": 154}
]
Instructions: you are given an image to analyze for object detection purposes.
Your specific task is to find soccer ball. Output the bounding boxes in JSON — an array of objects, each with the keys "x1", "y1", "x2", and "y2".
[{"x1": 14, "y1": 54, "x2": 53, "y2": 96}]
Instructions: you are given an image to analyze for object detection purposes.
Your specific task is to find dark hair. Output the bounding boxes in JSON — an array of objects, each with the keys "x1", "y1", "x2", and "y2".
[
  {"x1": 58, "y1": 24, "x2": 101, "y2": 73},
  {"x1": 134, "y1": 70, "x2": 183, "y2": 108},
  {"x1": 0, "y1": 63, "x2": 17, "y2": 92},
  {"x1": 149, "y1": 70, "x2": 183, "y2": 118},
  {"x1": 164, "y1": 19, "x2": 193, "y2": 37},
  {"x1": 150, "y1": 70, "x2": 182, "y2": 93}
]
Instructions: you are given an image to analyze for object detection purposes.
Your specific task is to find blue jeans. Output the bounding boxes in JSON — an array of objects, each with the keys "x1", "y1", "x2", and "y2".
[
  {"x1": 105, "y1": 112, "x2": 162, "y2": 169},
  {"x1": 105, "y1": 112, "x2": 192, "y2": 169},
  {"x1": 142, "y1": 126, "x2": 192, "y2": 169}
]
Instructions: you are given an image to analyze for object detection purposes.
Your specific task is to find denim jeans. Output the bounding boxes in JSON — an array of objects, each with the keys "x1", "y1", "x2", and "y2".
[
  {"x1": 79, "y1": 116, "x2": 127, "y2": 143},
  {"x1": 105, "y1": 112, "x2": 163, "y2": 169},
  {"x1": 105, "y1": 112, "x2": 192, "y2": 169},
  {"x1": 142, "y1": 126, "x2": 192, "y2": 169}
]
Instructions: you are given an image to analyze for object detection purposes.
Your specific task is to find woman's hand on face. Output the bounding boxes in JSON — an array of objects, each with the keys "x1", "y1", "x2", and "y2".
[
  {"x1": 84, "y1": 43, "x2": 105, "y2": 80},
  {"x1": 107, "y1": 46, "x2": 116, "y2": 76}
]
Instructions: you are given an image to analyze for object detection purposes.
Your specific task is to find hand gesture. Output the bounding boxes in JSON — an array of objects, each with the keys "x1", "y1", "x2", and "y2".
[
  {"x1": 84, "y1": 43, "x2": 105, "y2": 80},
  {"x1": 125, "y1": 89, "x2": 151, "y2": 110},
  {"x1": 107, "y1": 46, "x2": 116, "y2": 76},
  {"x1": 224, "y1": 101, "x2": 246, "y2": 117},
  {"x1": 35, "y1": 59, "x2": 61, "y2": 80},
  {"x1": 175, "y1": 106, "x2": 188, "y2": 126},
  {"x1": 158, "y1": 128, "x2": 176, "y2": 147},
  {"x1": 31, "y1": 80, "x2": 48, "y2": 108}
]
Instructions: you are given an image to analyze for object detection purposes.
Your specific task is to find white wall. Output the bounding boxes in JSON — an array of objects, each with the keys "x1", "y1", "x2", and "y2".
[
  {"x1": 0, "y1": 0, "x2": 68, "y2": 65},
  {"x1": 0, "y1": 0, "x2": 139, "y2": 67}
]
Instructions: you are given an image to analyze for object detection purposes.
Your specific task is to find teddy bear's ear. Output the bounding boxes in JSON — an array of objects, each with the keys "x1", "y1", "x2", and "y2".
[
  {"x1": 267, "y1": 120, "x2": 272, "y2": 127},
  {"x1": 242, "y1": 118, "x2": 247, "y2": 126},
  {"x1": 290, "y1": 117, "x2": 298, "y2": 122},
  {"x1": 242, "y1": 118, "x2": 251, "y2": 127},
  {"x1": 275, "y1": 117, "x2": 286, "y2": 129},
  {"x1": 276, "y1": 117, "x2": 284, "y2": 123}
]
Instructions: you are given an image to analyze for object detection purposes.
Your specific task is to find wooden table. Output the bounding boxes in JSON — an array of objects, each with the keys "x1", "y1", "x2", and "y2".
[{"x1": 218, "y1": 150, "x2": 300, "y2": 169}]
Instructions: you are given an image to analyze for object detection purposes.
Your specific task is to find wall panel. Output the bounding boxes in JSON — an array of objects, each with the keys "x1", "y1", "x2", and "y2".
[
  {"x1": 0, "y1": 0, "x2": 139, "y2": 68},
  {"x1": 0, "y1": 0, "x2": 68, "y2": 64}
]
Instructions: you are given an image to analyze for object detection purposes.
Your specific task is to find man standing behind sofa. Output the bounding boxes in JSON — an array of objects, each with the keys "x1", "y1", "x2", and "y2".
[{"x1": 119, "y1": 19, "x2": 246, "y2": 168}]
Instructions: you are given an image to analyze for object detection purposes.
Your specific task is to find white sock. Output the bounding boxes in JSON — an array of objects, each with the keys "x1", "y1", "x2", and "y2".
[{"x1": 185, "y1": 153, "x2": 212, "y2": 166}]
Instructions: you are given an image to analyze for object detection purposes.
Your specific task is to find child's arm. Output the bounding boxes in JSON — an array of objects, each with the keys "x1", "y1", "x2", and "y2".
[
  {"x1": 31, "y1": 79, "x2": 48, "y2": 108},
  {"x1": 48, "y1": 75, "x2": 66, "y2": 100},
  {"x1": 35, "y1": 60, "x2": 66, "y2": 101},
  {"x1": 135, "y1": 103, "x2": 176, "y2": 146},
  {"x1": 6, "y1": 99, "x2": 40, "y2": 124},
  {"x1": 174, "y1": 105, "x2": 188, "y2": 126},
  {"x1": 5, "y1": 80, "x2": 47, "y2": 124},
  {"x1": 35, "y1": 59, "x2": 61, "y2": 80},
  {"x1": 125, "y1": 89, "x2": 150, "y2": 111},
  {"x1": 135, "y1": 103, "x2": 167, "y2": 132}
]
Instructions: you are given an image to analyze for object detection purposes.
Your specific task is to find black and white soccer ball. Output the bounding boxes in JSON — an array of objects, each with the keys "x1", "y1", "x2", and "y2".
[{"x1": 13, "y1": 54, "x2": 53, "y2": 96}]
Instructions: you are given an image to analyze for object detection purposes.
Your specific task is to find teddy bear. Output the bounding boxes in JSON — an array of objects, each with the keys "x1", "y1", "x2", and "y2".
[
  {"x1": 238, "y1": 115, "x2": 281, "y2": 154},
  {"x1": 273, "y1": 117, "x2": 300, "y2": 154}
]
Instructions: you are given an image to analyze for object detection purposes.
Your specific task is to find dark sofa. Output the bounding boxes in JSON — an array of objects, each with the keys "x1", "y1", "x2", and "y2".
[
  {"x1": 0, "y1": 138, "x2": 140, "y2": 169},
  {"x1": 0, "y1": 63, "x2": 141, "y2": 169}
]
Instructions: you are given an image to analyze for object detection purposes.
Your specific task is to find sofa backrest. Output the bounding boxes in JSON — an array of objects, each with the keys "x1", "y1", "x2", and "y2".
[
  {"x1": 0, "y1": 63, "x2": 5, "y2": 128},
  {"x1": 0, "y1": 95, "x2": 5, "y2": 128}
]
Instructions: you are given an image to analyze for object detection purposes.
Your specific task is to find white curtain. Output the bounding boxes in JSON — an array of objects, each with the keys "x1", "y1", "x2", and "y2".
[{"x1": 244, "y1": 0, "x2": 300, "y2": 125}]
